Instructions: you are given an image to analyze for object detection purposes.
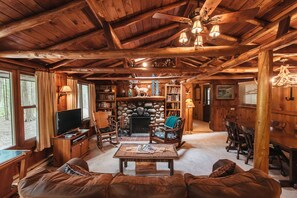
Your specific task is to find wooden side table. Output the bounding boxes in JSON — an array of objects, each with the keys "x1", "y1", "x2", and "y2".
[{"x1": 0, "y1": 150, "x2": 31, "y2": 198}]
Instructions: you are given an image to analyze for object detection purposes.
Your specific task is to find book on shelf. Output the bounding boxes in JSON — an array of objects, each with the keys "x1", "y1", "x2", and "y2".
[{"x1": 168, "y1": 86, "x2": 180, "y2": 94}]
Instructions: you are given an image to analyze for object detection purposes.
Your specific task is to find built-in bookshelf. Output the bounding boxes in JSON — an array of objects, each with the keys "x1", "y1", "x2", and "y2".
[
  {"x1": 165, "y1": 84, "x2": 181, "y2": 118},
  {"x1": 95, "y1": 85, "x2": 116, "y2": 117}
]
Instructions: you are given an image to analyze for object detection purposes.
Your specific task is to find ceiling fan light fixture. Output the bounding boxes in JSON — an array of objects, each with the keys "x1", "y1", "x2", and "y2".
[
  {"x1": 209, "y1": 25, "x2": 220, "y2": 38},
  {"x1": 179, "y1": 32, "x2": 188, "y2": 45},
  {"x1": 194, "y1": 35, "x2": 203, "y2": 47},
  {"x1": 191, "y1": 20, "x2": 203, "y2": 34}
]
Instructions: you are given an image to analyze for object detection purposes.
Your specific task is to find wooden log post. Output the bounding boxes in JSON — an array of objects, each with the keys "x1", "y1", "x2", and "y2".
[{"x1": 254, "y1": 50, "x2": 273, "y2": 173}]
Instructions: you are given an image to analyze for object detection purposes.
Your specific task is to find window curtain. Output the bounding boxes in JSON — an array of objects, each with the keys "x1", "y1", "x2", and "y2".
[
  {"x1": 89, "y1": 83, "x2": 96, "y2": 127},
  {"x1": 35, "y1": 71, "x2": 57, "y2": 151},
  {"x1": 66, "y1": 78, "x2": 78, "y2": 110}
]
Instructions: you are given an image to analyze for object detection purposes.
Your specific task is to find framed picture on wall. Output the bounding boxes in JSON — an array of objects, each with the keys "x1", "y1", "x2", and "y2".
[
  {"x1": 216, "y1": 85, "x2": 235, "y2": 99},
  {"x1": 195, "y1": 87, "x2": 201, "y2": 100}
]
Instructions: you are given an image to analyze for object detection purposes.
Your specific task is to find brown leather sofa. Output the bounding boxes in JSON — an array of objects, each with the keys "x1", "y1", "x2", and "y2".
[{"x1": 18, "y1": 158, "x2": 281, "y2": 198}]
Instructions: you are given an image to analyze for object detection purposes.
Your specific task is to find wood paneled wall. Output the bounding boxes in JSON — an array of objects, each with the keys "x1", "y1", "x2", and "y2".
[{"x1": 210, "y1": 81, "x2": 239, "y2": 131}]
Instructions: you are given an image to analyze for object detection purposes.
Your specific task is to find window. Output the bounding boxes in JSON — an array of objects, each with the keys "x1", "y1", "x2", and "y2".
[
  {"x1": 20, "y1": 74, "x2": 38, "y2": 140},
  {"x1": 0, "y1": 70, "x2": 14, "y2": 149},
  {"x1": 239, "y1": 81, "x2": 257, "y2": 105},
  {"x1": 77, "y1": 83, "x2": 89, "y2": 119}
]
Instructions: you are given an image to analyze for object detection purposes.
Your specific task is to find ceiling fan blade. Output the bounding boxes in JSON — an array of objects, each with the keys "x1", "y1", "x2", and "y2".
[
  {"x1": 200, "y1": 0, "x2": 222, "y2": 17},
  {"x1": 152, "y1": 13, "x2": 192, "y2": 24},
  {"x1": 209, "y1": 7, "x2": 260, "y2": 25}
]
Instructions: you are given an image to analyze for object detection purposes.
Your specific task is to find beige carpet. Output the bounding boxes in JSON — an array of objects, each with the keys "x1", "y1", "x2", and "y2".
[{"x1": 84, "y1": 132, "x2": 297, "y2": 198}]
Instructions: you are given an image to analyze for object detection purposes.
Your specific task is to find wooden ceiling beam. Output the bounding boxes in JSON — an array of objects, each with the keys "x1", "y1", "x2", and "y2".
[
  {"x1": 182, "y1": 57, "x2": 203, "y2": 65},
  {"x1": 87, "y1": 76, "x2": 191, "y2": 81},
  {"x1": 56, "y1": 67, "x2": 200, "y2": 74},
  {"x1": 86, "y1": 0, "x2": 130, "y2": 68},
  {"x1": 0, "y1": 45, "x2": 256, "y2": 59},
  {"x1": 241, "y1": 7, "x2": 297, "y2": 44},
  {"x1": 187, "y1": 29, "x2": 297, "y2": 83},
  {"x1": 46, "y1": 0, "x2": 187, "y2": 50},
  {"x1": 181, "y1": 60, "x2": 199, "y2": 68},
  {"x1": 49, "y1": 59, "x2": 76, "y2": 69},
  {"x1": 0, "y1": 0, "x2": 87, "y2": 39},
  {"x1": 196, "y1": 74, "x2": 255, "y2": 80},
  {"x1": 0, "y1": 58, "x2": 44, "y2": 69}
]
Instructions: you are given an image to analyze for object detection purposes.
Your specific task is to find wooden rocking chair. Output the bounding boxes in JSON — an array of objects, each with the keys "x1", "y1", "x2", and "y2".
[{"x1": 93, "y1": 111, "x2": 119, "y2": 149}]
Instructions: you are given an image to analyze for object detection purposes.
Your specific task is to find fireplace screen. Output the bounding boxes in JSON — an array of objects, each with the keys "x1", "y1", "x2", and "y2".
[{"x1": 129, "y1": 117, "x2": 151, "y2": 134}]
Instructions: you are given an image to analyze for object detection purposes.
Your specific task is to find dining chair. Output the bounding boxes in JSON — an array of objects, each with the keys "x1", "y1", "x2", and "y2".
[{"x1": 225, "y1": 121, "x2": 246, "y2": 159}]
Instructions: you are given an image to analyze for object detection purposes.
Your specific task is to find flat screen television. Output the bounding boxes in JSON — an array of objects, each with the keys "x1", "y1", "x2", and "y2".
[{"x1": 56, "y1": 108, "x2": 81, "y2": 136}]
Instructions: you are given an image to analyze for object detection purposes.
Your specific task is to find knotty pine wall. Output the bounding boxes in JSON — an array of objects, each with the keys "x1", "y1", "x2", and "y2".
[{"x1": 56, "y1": 73, "x2": 67, "y2": 111}]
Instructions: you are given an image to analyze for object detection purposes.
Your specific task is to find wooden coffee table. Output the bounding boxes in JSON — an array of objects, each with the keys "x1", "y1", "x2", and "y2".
[{"x1": 113, "y1": 143, "x2": 178, "y2": 175}]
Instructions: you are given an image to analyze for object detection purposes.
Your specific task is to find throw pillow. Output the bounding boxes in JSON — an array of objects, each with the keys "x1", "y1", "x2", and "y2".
[
  {"x1": 64, "y1": 163, "x2": 91, "y2": 176},
  {"x1": 209, "y1": 162, "x2": 236, "y2": 178}
]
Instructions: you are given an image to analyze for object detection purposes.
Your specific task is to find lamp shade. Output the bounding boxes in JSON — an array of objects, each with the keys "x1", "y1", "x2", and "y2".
[
  {"x1": 179, "y1": 32, "x2": 188, "y2": 44},
  {"x1": 186, "y1": 98, "x2": 195, "y2": 108},
  {"x1": 194, "y1": 35, "x2": 203, "y2": 46},
  {"x1": 191, "y1": 20, "x2": 203, "y2": 34},
  {"x1": 209, "y1": 25, "x2": 220, "y2": 38},
  {"x1": 60, "y1": 85, "x2": 72, "y2": 93}
]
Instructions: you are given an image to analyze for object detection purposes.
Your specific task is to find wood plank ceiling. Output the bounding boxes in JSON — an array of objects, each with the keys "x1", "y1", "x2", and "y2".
[{"x1": 0, "y1": 0, "x2": 296, "y2": 81}]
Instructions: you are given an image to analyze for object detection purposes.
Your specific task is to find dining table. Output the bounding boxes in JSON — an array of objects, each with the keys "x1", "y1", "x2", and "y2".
[{"x1": 270, "y1": 131, "x2": 297, "y2": 188}]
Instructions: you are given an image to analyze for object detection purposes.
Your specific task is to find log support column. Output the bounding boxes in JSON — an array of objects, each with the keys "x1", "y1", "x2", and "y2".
[{"x1": 254, "y1": 50, "x2": 273, "y2": 173}]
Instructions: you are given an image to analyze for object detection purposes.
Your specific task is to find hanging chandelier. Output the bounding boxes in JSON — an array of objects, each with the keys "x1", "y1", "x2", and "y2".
[
  {"x1": 271, "y1": 58, "x2": 297, "y2": 87},
  {"x1": 179, "y1": 20, "x2": 220, "y2": 47}
]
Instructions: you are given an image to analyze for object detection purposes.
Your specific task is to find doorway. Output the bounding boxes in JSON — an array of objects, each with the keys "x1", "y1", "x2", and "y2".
[{"x1": 203, "y1": 85, "x2": 211, "y2": 122}]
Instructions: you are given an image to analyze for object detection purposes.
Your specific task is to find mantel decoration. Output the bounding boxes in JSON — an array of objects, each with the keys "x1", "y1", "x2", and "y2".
[{"x1": 216, "y1": 85, "x2": 235, "y2": 100}]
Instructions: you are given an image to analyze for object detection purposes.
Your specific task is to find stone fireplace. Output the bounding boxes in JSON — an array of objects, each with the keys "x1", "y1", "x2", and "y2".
[{"x1": 117, "y1": 97, "x2": 165, "y2": 135}]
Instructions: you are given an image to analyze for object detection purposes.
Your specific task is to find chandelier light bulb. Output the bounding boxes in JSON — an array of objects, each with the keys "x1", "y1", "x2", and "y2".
[
  {"x1": 194, "y1": 35, "x2": 203, "y2": 46},
  {"x1": 179, "y1": 32, "x2": 188, "y2": 45},
  {"x1": 209, "y1": 25, "x2": 220, "y2": 38},
  {"x1": 142, "y1": 62, "x2": 148, "y2": 67},
  {"x1": 191, "y1": 20, "x2": 203, "y2": 34}
]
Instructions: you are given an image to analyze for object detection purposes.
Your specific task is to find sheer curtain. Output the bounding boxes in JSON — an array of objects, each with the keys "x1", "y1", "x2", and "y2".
[
  {"x1": 89, "y1": 83, "x2": 96, "y2": 127},
  {"x1": 35, "y1": 71, "x2": 57, "y2": 151},
  {"x1": 66, "y1": 78, "x2": 78, "y2": 110}
]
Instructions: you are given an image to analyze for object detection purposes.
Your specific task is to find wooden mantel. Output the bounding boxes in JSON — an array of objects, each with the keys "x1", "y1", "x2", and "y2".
[{"x1": 116, "y1": 96, "x2": 165, "y2": 102}]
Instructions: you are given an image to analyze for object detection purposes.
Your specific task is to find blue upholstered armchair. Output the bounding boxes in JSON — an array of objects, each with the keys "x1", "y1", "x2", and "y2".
[{"x1": 149, "y1": 116, "x2": 185, "y2": 148}]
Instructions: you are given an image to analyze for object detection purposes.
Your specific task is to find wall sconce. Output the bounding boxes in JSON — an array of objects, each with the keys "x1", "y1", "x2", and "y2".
[{"x1": 58, "y1": 85, "x2": 72, "y2": 104}]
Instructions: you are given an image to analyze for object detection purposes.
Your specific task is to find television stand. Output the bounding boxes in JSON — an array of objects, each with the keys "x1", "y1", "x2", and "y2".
[{"x1": 52, "y1": 129, "x2": 89, "y2": 166}]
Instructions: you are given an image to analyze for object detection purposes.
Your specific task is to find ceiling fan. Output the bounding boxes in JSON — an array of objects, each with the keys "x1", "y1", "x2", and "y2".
[{"x1": 153, "y1": 0, "x2": 259, "y2": 46}]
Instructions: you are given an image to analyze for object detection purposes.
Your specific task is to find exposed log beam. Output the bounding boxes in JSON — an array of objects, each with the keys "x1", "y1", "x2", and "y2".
[
  {"x1": 56, "y1": 67, "x2": 200, "y2": 74},
  {"x1": 122, "y1": 23, "x2": 179, "y2": 47},
  {"x1": 195, "y1": 74, "x2": 255, "y2": 80},
  {"x1": 87, "y1": 76, "x2": 191, "y2": 81},
  {"x1": 0, "y1": 0, "x2": 87, "y2": 39},
  {"x1": 0, "y1": 59, "x2": 43, "y2": 69},
  {"x1": 241, "y1": 8, "x2": 297, "y2": 44},
  {"x1": 182, "y1": 58, "x2": 203, "y2": 65},
  {"x1": 0, "y1": 46, "x2": 256, "y2": 59},
  {"x1": 46, "y1": 1, "x2": 187, "y2": 50},
  {"x1": 276, "y1": 16, "x2": 291, "y2": 38},
  {"x1": 181, "y1": 60, "x2": 199, "y2": 68},
  {"x1": 49, "y1": 59, "x2": 76, "y2": 69},
  {"x1": 187, "y1": 29, "x2": 297, "y2": 83}
]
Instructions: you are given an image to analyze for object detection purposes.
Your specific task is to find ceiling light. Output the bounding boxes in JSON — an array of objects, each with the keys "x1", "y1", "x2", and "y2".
[
  {"x1": 191, "y1": 20, "x2": 203, "y2": 34},
  {"x1": 179, "y1": 32, "x2": 188, "y2": 45},
  {"x1": 194, "y1": 35, "x2": 203, "y2": 47},
  {"x1": 209, "y1": 25, "x2": 220, "y2": 38},
  {"x1": 142, "y1": 62, "x2": 148, "y2": 67}
]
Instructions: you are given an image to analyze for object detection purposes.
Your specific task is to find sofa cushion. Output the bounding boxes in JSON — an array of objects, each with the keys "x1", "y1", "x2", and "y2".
[
  {"x1": 109, "y1": 174, "x2": 187, "y2": 198},
  {"x1": 64, "y1": 163, "x2": 92, "y2": 176},
  {"x1": 18, "y1": 170, "x2": 113, "y2": 198},
  {"x1": 185, "y1": 168, "x2": 281, "y2": 198},
  {"x1": 209, "y1": 162, "x2": 236, "y2": 178}
]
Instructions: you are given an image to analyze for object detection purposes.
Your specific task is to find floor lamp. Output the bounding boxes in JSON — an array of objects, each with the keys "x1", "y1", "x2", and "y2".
[{"x1": 185, "y1": 98, "x2": 195, "y2": 133}]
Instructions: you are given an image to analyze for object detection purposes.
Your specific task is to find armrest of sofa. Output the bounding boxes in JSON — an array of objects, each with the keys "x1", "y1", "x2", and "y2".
[
  {"x1": 57, "y1": 158, "x2": 89, "y2": 172},
  {"x1": 212, "y1": 159, "x2": 244, "y2": 173}
]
